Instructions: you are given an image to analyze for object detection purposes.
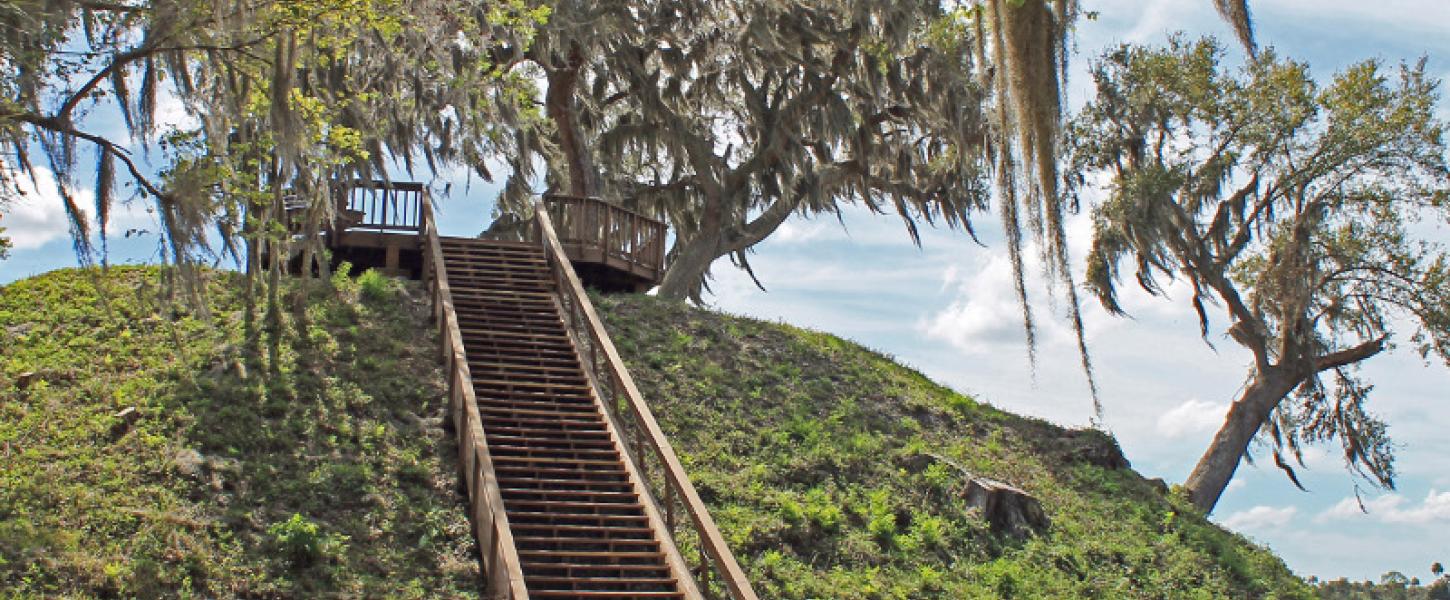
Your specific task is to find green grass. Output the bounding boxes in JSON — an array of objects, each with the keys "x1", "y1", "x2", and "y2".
[
  {"x1": 0, "y1": 266, "x2": 476, "y2": 598},
  {"x1": 596, "y1": 293, "x2": 1314, "y2": 600},
  {"x1": 1, "y1": 267, "x2": 1315, "y2": 599}
]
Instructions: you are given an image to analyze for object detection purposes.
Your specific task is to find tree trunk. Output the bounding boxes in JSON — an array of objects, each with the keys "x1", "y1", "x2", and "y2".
[
  {"x1": 655, "y1": 230, "x2": 725, "y2": 301},
  {"x1": 655, "y1": 192, "x2": 799, "y2": 301},
  {"x1": 1184, "y1": 368, "x2": 1300, "y2": 513},
  {"x1": 545, "y1": 45, "x2": 597, "y2": 198}
]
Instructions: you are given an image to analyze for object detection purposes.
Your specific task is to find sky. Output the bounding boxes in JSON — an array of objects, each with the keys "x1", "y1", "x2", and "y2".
[{"x1": 3, "y1": 0, "x2": 1449, "y2": 584}]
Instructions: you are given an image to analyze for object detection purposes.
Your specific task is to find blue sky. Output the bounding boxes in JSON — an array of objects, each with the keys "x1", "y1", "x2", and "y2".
[{"x1": 3, "y1": 0, "x2": 1449, "y2": 583}]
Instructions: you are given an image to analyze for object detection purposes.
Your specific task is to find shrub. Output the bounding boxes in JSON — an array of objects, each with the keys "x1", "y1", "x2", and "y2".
[
  {"x1": 357, "y1": 268, "x2": 392, "y2": 303},
  {"x1": 268, "y1": 514, "x2": 324, "y2": 567}
]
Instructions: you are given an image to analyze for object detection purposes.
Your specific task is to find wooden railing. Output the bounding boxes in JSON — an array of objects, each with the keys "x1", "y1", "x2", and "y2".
[
  {"x1": 533, "y1": 202, "x2": 759, "y2": 600},
  {"x1": 420, "y1": 196, "x2": 531, "y2": 600},
  {"x1": 340, "y1": 180, "x2": 425, "y2": 232},
  {"x1": 543, "y1": 195, "x2": 667, "y2": 277}
]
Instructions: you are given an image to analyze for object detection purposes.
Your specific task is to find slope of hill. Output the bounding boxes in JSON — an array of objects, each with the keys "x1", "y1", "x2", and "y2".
[
  {"x1": 596, "y1": 293, "x2": 1313, "y2": 599},
  {"x1": 0, "y1": 267, "x2": 478, "y2": 598},
  {"x1": 1, "y1": 267, "x2": 1312, "y2": 598}
]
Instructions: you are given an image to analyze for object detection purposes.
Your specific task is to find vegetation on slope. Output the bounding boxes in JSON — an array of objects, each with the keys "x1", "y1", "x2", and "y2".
[
  {"x1": 597, "y1": 293, "x2": 1313, "y2": 599},
  {"x1": 0, "y1": 267, "x2": 477, "y2": 598},
  {"x1": 2, "y1": 266, "x2": 1315, "y2": 599}
]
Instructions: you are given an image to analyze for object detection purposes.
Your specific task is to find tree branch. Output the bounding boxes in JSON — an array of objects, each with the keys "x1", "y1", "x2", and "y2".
[
  {"x1": 1314, "y1": 336, "x2": 1388, "y2": 372},
  {"x1": 12, "y1": 112, "x2": 169, "y2": 200}
]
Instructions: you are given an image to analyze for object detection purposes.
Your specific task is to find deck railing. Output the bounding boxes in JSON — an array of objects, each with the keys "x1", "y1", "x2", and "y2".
[
  {"x1": 542, "y1": 195, "x2": 667, "y2": 278},
  {"x1": 420, "y1": 197, "x2": 531, "y2": 600},
  {"x1": 533, "y1": 202, "x2": 759, "y2": 600},
  {"x1": 340, "y1": 180, "x2": 425, "y2": 232}
]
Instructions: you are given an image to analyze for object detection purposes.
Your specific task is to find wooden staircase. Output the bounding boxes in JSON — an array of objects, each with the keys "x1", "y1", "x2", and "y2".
[
  {"x1": 416, "y1": 193, "x2": 757, "y2": 600},
  {"x1": 439, "y1": 237, "x2": 692, "y2": 598}
]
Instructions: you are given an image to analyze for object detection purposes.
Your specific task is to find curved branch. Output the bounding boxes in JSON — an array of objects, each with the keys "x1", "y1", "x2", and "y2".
[
  {"x1": 12, "y1": 112, "x2": 169, "y2": 200},
  {"x1": 1314, "y1": 336, "x2": 1387, "y2": 373}
]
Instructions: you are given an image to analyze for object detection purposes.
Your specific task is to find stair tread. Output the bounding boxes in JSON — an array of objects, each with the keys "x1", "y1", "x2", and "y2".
[
  {"x1": 518, "y1": 550, "x2": 664, "y2": 558},
  {"x1": 527, "y1": 592, "x2": 682, "y2": 599},
  {"x1": 507, "y1": 511, "x2": 648, "y2": 522},
  {"x1": 512, "y1": 524, "x2": 654, "y2": 534},
  {"x1": 492, "y1": 455, "x2": 620, "y2": 466}
]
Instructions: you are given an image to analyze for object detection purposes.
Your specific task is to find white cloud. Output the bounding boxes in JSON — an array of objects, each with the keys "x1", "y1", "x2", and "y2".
[
  {"x1": 771, "y1": 219, "x2": 837, "y2": 245},
  {"x1": 918, "y1": 254, "x2": 1042, "y2": 352},
  {"x1": 2, "y1": 166, "x2": 155, "y2": 250},
  {"x1": 1221, "y1": 505, "x2": 1299, "y2": 531},
  {"x1": 3, "y1": 168, "x2": 96, "y2": 249},
  {"x1": 1318, "y1": 490, "x2": 1450, "y2": 525},
  {"x1": 1156, "y1": 398, "x2": 1229, "y2": 438}
]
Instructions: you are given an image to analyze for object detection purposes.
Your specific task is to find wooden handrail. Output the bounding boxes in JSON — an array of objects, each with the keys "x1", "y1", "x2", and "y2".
[
  {"x1": 420, "y1": 197, "x2": 531, "y2": 600},
  {"x1": 533, "y1": 202, "x2": 759, "y2": 600},
  {"x1": 339, "y1": 180, "x2": 425, "y2": 232},
  {"x1": 542, "y1": 195, "x2": 667, "y2": 277}
]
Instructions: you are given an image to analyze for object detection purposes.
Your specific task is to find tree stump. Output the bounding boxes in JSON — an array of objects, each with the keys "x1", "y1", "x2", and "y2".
[
  {"x1": 899, "y1": 452, "x2": 1049, "y2": 537},
  {"x1": 962, "y1": 475, "x2": 1049, "y2": 537}
]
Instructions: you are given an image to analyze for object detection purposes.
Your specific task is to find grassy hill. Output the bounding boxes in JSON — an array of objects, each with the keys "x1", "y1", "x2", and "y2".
[
  {"x1": 1, "y1": 267, "x2": 1312, "y2": 598},
  {"x1": 596, "y1": 293, "x2": 1312, "y2": 599},
  {"x1": 0, "y1": 267, "x2": 478, "y2": 598}
]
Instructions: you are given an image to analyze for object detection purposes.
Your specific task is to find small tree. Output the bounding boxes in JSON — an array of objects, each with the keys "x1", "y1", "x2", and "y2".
[{"x1": 1069, "y1": 37, "x2": 1450, "y2": 512}]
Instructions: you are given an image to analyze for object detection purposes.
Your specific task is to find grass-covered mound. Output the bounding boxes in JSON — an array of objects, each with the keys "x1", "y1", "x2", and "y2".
[
  {"x1": 0, "y1": 267, "x2": 477, "y2": 598},
  {"x1": 596, "y1": 294, "x2": 1313, "y2": 599},
  {"x1": 1, "y1": 266, "x2": 1313, "y2": 599}
]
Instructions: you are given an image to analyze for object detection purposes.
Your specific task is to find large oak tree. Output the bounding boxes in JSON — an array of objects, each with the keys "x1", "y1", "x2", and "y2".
[{"x1": 1069, "y1": 38, "x2": 1450, "y2": 512}]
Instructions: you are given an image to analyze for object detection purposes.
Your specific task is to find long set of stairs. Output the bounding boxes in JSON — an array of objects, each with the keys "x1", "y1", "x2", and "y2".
[{"x1": 439, "y1": 237, "x2": 687, "y2": 599}]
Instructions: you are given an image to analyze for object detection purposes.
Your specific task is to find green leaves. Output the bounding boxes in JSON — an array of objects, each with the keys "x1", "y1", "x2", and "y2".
[
  {"x1": 1070, "y1": 37, "x2": 1450, "y2": 498},
  {"x1": 0, "y1": 213, "x2": 11, "y2": 261}
]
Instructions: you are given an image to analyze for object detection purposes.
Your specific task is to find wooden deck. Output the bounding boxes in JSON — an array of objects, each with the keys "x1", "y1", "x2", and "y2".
[
  {"x1": 317, "y1": 183, "x2": 666, "y2": 292},
  {"x1": 541, "y1": 195, "x2": 666, "y2": 293}
]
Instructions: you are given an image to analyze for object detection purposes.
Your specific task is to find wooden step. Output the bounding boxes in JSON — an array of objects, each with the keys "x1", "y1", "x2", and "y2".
[
  {"x1": 523, "y1": 563, "x2": 671, "y2": 575},
  {"x1": 492, "y1": 449, "x2": 623, "y2": 463},
  {"x1": 478, "y1": 396, "x2": 596, "y2": 410},
  {"x1": 515, "y1": 535, "x2": 658, "y2": 548},
  {"x1": 480, "y1": 403, "x2": 602, "y2": 418},
  {"x1": 469, "y1": 364, "x2": 587, "y2": 380},
  {"x1": 527, "y1": 590, "x2": 683, "y2": 599},
  {"x1": 493, "y1": 462, "x2": 626, "y2": 477},
  {"x1": 491, "y1": 455, "x2": 621, "y2": 468},
  {"x1": 503, "y1": 500, "x2": 647, "y2": 516},
  {"x1": 502, "y1": 488, "x2": 639, "y2": 501},
  {"x1": 525, "y1": 575, "x2": 676, "y2": 586},
  {"x1": 487, "y1": 425, "x2": 613, "y2": 440},
  {"x1": 461, "y1": 335, "x2": 576, "y2": 352},
  {"x1": 448, "y1": 287, "x2": 556, "y2": 301},
  {"x1": 450, "y1": 300, "x2": 560, "y2": 315},
  {"x1": 499, "y1": 478, "x2": 634, "y2": 492},
  {"x1": 517, "y1": 550, "x2": 666, "y2": 563},
  {"x1": 482, "y1": 413, "x2": 608, "y2": 429},
  {"x1": 506, "y1": 512, "x2": 650, "y2": 526},
  {"x1": 512, "y1": 524, "x2": 655, "y2": 537},
  {"x1": 472, "y1": 377, "x2": 591, "y2": 392},
  {"x1": 487, "y1": 435, "x2": 615, "y2": 450},
  {"x1": 453, "y1": 313, "x2": 565, "y2": 328}
]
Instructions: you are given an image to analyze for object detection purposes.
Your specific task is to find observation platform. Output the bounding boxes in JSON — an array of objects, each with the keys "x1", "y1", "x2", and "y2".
[{"x1": 296, "y1": 181, "x2": 667, "y2": 292}]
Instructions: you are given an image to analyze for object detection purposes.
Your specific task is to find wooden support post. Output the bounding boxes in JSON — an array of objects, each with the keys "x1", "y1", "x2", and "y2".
[{"x1": 385, "y1": 241, "x2": 400, "y2": 272}]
